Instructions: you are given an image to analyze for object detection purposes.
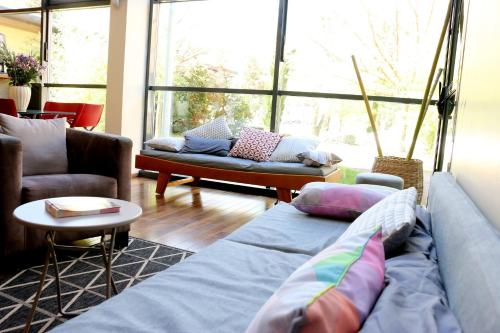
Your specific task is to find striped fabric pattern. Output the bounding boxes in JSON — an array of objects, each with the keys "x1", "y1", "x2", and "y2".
[{"x1": 245, "y1": 227, "x2": 385, "y2": 333}]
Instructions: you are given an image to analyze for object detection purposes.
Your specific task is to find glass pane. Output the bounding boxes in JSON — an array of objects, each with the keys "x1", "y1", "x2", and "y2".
[
  {"x1": 47, "y1": 87, "x2": 106, "y2": 132},
  {"x1": 149, "y1": 91, "x2": 271, "y2": 138},
  {"x1": 277, "y1": 97, "x2": 438, "y2": 172},
  {"x1": 152, "y1": 0, "x2": 279, "y2": 89},
  {"x1": 0, "y1": 11, "x2": 41, "y2": 56},
  {"x1": 283, "y1": 0, "x2": 449, "y2": 98},
  {"x1": 0, "y1": 1, "x2": 41, "y2": 9},
  {"x1": 49, "y1": 7, "x2": 109, "y2": 84}
]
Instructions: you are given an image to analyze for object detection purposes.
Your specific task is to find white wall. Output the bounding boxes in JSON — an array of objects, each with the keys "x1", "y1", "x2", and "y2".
[
  {"x1": 450, "y1": 0, "x2": 500, "y2": 230},
  {"x1": 106, "y1": 0, "x2": 150, "y2": 164}
]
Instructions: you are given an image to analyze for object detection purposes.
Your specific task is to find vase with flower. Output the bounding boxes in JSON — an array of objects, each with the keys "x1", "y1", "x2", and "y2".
[{"x1": 0, "y1": 43, "x2": 44, "y2": 112}]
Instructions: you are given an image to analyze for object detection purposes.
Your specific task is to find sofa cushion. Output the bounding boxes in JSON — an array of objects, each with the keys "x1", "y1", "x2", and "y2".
[
  {"x1": 360, "y1": 207, "x2": 462, "y2": 333},
  {"x1": 292, "y1": 182, "x2": 397, "y2": 221},
  {"x1": 228, "y1": 127, "x2": 282, "y2": 162},
  {"x1": 50, "y1": 240, "x2": 311, "y2": 333},
  {"x1": 246, "y1": 228, "x2": 385, "y2": 333},
  {"x1": 338, "y1": 187, "x2": 417, "y2": 257},
  {"x1": 0, "y1": 114, "x2": 68, "y2": 176},
  {"x1": 141, "y1": 149, "x2": 337, "y2": 176},
  {"x1": 22, "y1": 174, "x2": 117, "y2": 202},
  {"x1": 270, "y1": 136, "x2": 320, "y2": 163},
  {"x1": 145, "y1": 136, "x2": 185, "y2": 152},
  {"x1": 184, "y1": 116, "x2": 233, "y2": 139},
  {"x1": 297, "y1": 150, "x2": 343, "y2": 167},
  {"x1": 180, "y1": 135, "x2": 232, "y2": 156},
  {"x1": 226, "y1": 203, "x2": 349, "y2": 255},
  {"x1": 428, "y1": 172, "x2": 500, "y2": 333}
]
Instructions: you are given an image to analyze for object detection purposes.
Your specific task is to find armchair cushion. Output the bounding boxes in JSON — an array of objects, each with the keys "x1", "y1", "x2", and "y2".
[
  {"x1": 0, "y1": 114, "x2": 68, "y2": 176},
  {"x1": 22, "y1": 174, "x2": 117, "y2": 203}
]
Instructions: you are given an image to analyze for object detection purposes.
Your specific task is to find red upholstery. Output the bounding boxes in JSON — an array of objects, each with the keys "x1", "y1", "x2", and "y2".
[
  {"x1": 42, "y1": 101, "x2": 84, "y2": 124},
  {"x1": 0, "y1": 98, "x2": 18, "y2": 117},
  {"x1": 73, "y1": 103, "x2": 104, "y2": 130},
  {"x1": 42, "y1": 101, "x2": 103, "y2": 130}
]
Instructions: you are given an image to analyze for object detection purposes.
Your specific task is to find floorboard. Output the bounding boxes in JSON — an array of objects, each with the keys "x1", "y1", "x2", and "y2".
[{"x1": 130, "y1": 177, "x2": 275, "y2": 253}]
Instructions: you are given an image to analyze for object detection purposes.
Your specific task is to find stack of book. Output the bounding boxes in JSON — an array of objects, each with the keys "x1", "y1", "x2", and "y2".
[{"x1": 45, "y1": 198, "x2": 121, "y2": 218}]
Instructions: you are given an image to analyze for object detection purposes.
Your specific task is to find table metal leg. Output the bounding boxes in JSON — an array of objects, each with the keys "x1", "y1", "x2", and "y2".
[
  {"x1": 24, "y1": 233, "x2": 51, "y2": 333},
  {"x1": 99, "y1": 229, "x2": 118, "y2": 297}
]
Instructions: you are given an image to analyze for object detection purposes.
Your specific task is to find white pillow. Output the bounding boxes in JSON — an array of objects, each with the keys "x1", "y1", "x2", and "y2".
[
  {"x1": 270, "y1": 136, "x2": 320, "y2": 163},
  {"x1": 338, "y1": 187, "x2": 417, "y2": 256},
  {"x1": 296, "y1": 150, "x2": 342, "y2": 167},
  {"x1": 184, "y1": 116, "x2": 233, "y2": 140},
  {"x1": 145, "y1": 136, "x2": 185, "y2": 152}
]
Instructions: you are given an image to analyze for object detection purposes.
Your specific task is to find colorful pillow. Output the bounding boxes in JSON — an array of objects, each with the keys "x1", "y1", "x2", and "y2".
[
  {"x1": 270, "y1": 136, "x2": 320, "y2": 163},
  {"x1": 184, "y1": 116, "x2": 233, "y2": 139},
  {"x1": 338, "y1": 187, "x2": 417, "y2": 257},
  {"x1": 145, "y1": 136, "x2": 185, "y2": 152},
  {"x1": 292, "y1": 182, "x2": 397, "y2": 221},
  {"x1": 297, "y1": 150, "x2": 342, "y2": 167},
  {"x1": 245, "y1": 227, "x2": 385, "y2": 333},
  {"x1": 179, "y1": 135, "x2": 231, "y2": 156},
  {"x1": 228, "y1": 127, "x2": 282, "y2": 162}
]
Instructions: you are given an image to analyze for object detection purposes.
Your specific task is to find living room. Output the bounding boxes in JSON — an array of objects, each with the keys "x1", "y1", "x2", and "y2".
[{"x1": 0, "y1": 0, "x2": 498, "y2": 332}]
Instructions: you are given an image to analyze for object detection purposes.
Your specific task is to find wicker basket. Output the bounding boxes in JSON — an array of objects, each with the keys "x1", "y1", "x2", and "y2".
[{"x1": 372, "y1": 156, "x2": 424, "y2": 202}]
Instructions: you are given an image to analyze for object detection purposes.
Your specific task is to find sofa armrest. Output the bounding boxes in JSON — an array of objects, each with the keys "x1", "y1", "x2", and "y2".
[
  {"x1": 0, "y1": 133, "x2": 23, "y2": 257},
  {"x1": 66, "y1": 129, "x2": 132, "y2": 200}
]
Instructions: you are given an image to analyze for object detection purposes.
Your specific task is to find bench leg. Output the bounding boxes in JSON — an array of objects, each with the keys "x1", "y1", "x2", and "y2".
[
  {"x1": 192, "y1": 177, "x2": 201, "y2": 186},
  {"x1": 156, "y1": 172, "x2": 171, "y2": 196},
  {"x1": 276, "y1": 188, "x2": 292, "y2": 203}
]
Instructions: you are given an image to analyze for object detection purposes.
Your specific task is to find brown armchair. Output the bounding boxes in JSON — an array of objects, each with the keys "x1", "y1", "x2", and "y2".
[{"x1": 0, "y1": 129, "x2": 132, "y2": 258}]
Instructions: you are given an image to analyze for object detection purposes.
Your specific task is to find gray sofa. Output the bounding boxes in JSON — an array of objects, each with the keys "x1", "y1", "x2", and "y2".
[{"x1": 52, "y1": 173, "x2": 500, "y2": 333}]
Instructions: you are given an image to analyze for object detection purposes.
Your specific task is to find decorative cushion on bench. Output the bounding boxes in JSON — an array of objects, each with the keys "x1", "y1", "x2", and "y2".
[
  {"x1": 145, "y1": 136, "x2": 185, "y2": 152},
  {"x1": 229, "y1": 127, "x2": 282, "y2": 162},
  {"x1": 270, "y1": 136, "x2": 320, "y2": 163},
  {"x1": 184, "y1": 116, "x2": 233, "y2": 139},
  {"x1": 180, "y1": 135, "x2": 232, "y2": 156}
]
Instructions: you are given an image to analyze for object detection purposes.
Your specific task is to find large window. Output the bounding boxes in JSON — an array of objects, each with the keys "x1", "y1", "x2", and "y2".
[
  {"x1": 146, "y1": 0, "x2": 448, "y2": 172},
  {"x1": 46, "y1": 5, "x2": 110, "y2": 131}
]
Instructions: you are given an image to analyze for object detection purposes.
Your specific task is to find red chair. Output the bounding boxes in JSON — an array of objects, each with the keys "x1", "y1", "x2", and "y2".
[
  {"x1": 42, "y1": 101, "x2": 84, "y2": 125},
  {"x1": 0, "y1": 98, "x2": 18, "y2": 117},
  {"x1": 73, "y1": 103, "x2": 104, "y2": 131}
]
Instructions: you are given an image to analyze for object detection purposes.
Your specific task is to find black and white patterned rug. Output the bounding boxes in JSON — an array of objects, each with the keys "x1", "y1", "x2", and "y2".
[{"x1": 0, "y1": 238, "x2": 193, "y2": 333}]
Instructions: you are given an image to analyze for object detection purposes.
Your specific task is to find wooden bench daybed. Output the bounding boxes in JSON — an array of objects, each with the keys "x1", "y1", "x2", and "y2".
[{"x1": 135, "y1": 149, "x2": 342, "y2": 202}]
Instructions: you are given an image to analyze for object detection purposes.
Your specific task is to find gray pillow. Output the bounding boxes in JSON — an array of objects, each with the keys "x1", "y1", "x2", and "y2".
[
  {"x1": 180, "y1": 135, "x2": 231, "y2": 156},
  {"x1": 184, "y1": 116, "x2": 233, "y2": 139},
  {"x1": 338, "y1": 187, "x2": 417, "y2": 256},
  {"x1": 297, "y1": 150, "x2": 342, "y2": 167},
  {"x1": 0, "y1": 114, "x2": 68, "y2": 176}
]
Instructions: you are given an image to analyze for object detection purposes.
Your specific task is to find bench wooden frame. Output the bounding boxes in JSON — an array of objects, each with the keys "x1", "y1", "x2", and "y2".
[{"x1": 135, "y1": 154, "x2": 342, "y2": 202}]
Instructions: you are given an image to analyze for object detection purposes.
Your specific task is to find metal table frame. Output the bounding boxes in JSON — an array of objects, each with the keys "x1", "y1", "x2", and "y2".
[{"x1": 24, "y1": 228, "x2": 118, "y2": 333}]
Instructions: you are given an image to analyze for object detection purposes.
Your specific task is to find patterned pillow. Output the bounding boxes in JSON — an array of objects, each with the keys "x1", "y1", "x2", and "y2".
[
  {"x1": 228, "y1": 127, "x2": 282, "y2": 162},
  {"x1": 145, "y1": 136, "x2": 185, "y2": 152},
  {"x1": 184, "y1": 116, "x2": 233, "y2": 139},
  {"x1": 297, "y1": 150, "x2": 343, "y2": 167},
  {"x1": 245, "y1": 227, "x2": 385, "y2": 333},
  {"x1": 270, "y1": 136, "x2": 320, "y2": 163},
  {"x1": 292, "y1": 182, "x2": 397, "y2": 221},
  {"x1": 338, "y1": 187, "x2": 417, "y2": 257}
]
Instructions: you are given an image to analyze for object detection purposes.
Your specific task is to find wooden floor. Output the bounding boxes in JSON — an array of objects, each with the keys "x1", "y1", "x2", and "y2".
[{"x1": 129, "y1": 177, "x2": 276, "y2": 253}]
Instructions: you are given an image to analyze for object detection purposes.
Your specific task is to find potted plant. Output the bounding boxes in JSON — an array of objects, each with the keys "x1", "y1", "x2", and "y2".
[{"x1": 0, "y1": 43, "x2": 44, "y2": 112}]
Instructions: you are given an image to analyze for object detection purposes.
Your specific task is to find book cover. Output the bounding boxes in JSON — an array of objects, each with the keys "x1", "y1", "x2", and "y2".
[{"x1": 45, "y1": 197, "x2": 121, "y2": 218}]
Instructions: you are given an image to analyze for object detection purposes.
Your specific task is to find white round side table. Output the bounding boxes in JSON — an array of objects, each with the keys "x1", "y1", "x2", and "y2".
[{"x1": 13, "y1": 197, "x2": 142, "y2": 333}]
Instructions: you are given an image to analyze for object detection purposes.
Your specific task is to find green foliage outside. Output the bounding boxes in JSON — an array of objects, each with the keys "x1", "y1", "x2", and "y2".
[{"x1": 339, "y1": 166, "x2": 363, "y2": 184}]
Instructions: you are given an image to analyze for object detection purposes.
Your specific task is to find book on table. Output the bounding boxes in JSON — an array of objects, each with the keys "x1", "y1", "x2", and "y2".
[{"x1": 45, "y1": 197, "x2": 121, "y2": 218}]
